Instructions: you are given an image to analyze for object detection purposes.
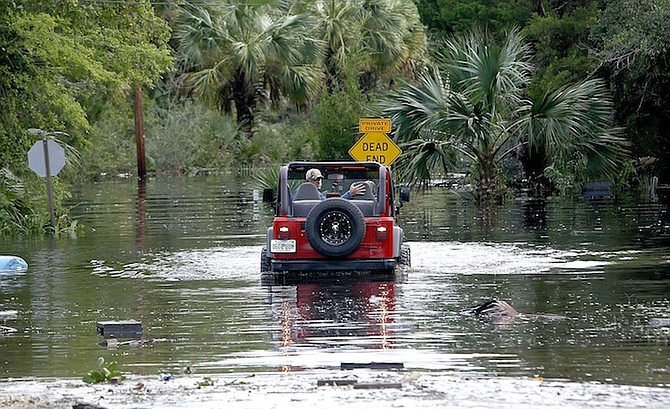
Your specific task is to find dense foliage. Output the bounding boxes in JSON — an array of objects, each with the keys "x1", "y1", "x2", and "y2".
[
  {"x1": 3, "y1": 0, "x2": 670, "y2": 235},
  {"x1": 0, "y1": 0, "x2": 172, "y2": 235},
  {"x1": 591, "y1": 0, "x2": 670, "y2": 181},
  {"x1": 381, "y1": 29, "x2": 628, "y2": 202},
  {"x1": 170, "y1": 0, "x2": 426, "y2": 130}
]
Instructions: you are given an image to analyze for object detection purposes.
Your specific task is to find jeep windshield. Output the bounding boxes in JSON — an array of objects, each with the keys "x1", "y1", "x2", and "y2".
[{"x1": 286, "y1": 162, "x2": 380, "y2": 198}]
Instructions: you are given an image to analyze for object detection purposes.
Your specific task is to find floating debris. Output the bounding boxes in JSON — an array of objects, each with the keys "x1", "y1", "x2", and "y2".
[
  {"x1": 341, "y1": 362, "x2": 404, "y2": 370},
  {"x1": 317, "y1": 378, "x2": 402, "y2": 389},
  {"x1": 352, "y1": 382, "x2": 402, "y2": 390},
  {"x1": 72, "y1": 402, "x2": 107, "y2": 409},
  {"x1": 650, "y1": 318, "x2": 670, "y2": 328},
  {"x1": 0, "y1": 256, "x2": 28, "y2": 273},
  {"x1": 317, "y1": 379, "x2": 358, "y2": 386},
  {"x1": 0, "y1": 310, "x2": 18, "y2": 320},
  {"x1": 96, "y1": 320, "x2": 143, "y2": 339},
  {"x1": 97, "y1": 338, "x2": 170, "y2": 348},
  {"x1": 0, "y1": 325, "x2": 18, "y2": 334},
  {"x1": 463, "y1": 299, "x2": 567, "y2": 324}
]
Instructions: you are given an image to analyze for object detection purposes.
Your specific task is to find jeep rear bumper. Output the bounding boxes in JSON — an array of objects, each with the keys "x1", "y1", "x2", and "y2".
[{"x1": 270, "y1": 258, "x2": 397, "y2": 272}]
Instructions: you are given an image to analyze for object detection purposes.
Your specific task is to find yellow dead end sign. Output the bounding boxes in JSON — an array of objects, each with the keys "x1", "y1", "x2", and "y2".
[{"x1": 349, "y1": 118, "x2": 402, "y2": 165}]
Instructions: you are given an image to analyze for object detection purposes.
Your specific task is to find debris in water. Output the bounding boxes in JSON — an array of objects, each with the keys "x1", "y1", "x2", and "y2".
[
  {"x1": 317, "y1": 379, "x2": 358, "y2": 386},
  {"x1": 341, "y1": 362, "x2": 404, "y2": 370}
]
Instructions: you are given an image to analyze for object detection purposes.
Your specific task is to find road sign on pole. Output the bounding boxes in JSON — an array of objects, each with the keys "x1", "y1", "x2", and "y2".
[
  {"x1": 350, "y1": 118, "x2": 401, "y2": 165},
  {"x1": 28, "y1": 139, "x2": 65, "y2": 177},
  {"x1": 359, "y1": 118, "x2": 391, "y2": 133},
  {"x1": 349, "y1": 131, "x2": 402, "y2": 165},
  {"x1": 28, "y1": 139, "x2": 66, "y2": 232}
]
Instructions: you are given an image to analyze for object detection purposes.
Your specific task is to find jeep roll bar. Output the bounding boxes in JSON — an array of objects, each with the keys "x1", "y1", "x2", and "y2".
[{"x1": 278, "y1": 165, "x2": 290, "y2": 216}]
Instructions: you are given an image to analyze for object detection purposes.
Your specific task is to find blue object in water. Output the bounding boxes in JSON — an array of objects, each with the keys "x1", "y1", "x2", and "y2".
[{"x1": 0, "y1": 256, "x2": 28, "y2": 272}]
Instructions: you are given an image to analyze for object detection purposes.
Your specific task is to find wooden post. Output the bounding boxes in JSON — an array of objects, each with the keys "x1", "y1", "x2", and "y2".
[
  {"x1": 133, "y1": 87, "x2": 147, "y2": 180},
  {"x1": 136, "y1": 179, "x2": 147, "y2": 250}
]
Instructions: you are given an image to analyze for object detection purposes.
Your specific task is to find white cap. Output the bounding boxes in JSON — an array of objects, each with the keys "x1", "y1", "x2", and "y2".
[{"x1": 306, "y1": 168, "x2": 323, "y2": 181}]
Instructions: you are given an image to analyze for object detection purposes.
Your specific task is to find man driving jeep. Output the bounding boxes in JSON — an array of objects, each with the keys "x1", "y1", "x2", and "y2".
[{"x1": 304, "y1": 168, "x2": 364, "y2": 200}]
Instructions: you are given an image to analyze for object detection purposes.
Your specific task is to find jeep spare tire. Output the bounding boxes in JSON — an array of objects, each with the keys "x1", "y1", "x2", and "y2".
[{"x1": 305, "y1": 199, "x2": 366, "y2": 257}]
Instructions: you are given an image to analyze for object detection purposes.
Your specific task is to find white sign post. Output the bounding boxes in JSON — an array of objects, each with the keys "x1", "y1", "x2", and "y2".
[{"x1": 28, "y1": 139, "x2": 66, "y2": 232}]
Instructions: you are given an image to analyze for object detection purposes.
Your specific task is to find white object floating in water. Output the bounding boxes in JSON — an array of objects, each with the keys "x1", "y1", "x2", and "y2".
[
  {"x1": 0, "y1": 310, "x2": 19, "y2": 320},
  {"x1": 0, "y1": 256, "x2": 28, "y2": 273},
  {"x1": 0, "y1": 325, "x2": 18, "y2": 333}
]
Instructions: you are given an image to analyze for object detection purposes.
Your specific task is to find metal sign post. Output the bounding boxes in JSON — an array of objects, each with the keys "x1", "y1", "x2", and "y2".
[
  {"x1": 28, "y1": 137, "x2": 66, "y2": 233},
  {"x1": 42, "y1": 139, "x2": 55, "y2": 229}
]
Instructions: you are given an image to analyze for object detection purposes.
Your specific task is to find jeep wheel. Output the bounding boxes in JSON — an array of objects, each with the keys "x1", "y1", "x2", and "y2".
[
  {"x1": 305, "y1": 199, "x2": 365, "y2": 257},
  {"x1": 399, "y1": 244, "x2": 411, "y2": 267},
  {"x1": 260, "y1": 246, "x2": 270, "y2": 272}
]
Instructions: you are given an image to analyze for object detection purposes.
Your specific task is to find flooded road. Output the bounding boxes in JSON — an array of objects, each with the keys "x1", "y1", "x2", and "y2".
[{"x1": 1, "y1": 174, "x2": 669, "y2": 407}]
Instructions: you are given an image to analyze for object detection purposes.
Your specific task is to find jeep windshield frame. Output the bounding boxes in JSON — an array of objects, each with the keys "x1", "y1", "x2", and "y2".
[{"x1": 276, "y1": 161, "x2": 393, "y2": 217}]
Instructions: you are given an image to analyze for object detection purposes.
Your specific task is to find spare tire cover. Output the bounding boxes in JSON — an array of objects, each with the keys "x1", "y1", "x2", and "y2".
[{"x1": 305, "y1": 199, "x2": 366, "y2": 257}]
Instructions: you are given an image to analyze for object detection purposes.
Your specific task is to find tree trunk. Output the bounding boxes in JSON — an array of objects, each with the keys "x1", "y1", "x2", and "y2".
[
  {"x1": 325, "y1": 48, "x2": 343, "y2": 94},
  {"x1": 518, "y1": 145, "x2": 554, "y2": 196},
  {"x1": 133, "y1": 87, "x2": 147, "y2": 181},
  {"x1": 232, "y1": 70, "x2": 256, "y2": 135}
]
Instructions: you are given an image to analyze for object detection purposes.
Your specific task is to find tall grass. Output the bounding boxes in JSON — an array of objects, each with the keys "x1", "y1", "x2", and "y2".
[{"x1": 1, "y1": 168, "x2": 48, "y2": 236}]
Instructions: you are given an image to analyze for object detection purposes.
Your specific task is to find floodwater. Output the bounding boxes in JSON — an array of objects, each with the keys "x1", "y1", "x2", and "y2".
[{"x1": 1, "y1": 174, "x2": 669, "y2": 399}]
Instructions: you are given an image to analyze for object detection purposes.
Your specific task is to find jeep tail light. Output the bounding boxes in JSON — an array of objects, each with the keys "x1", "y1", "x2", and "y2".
[
  {"x1": 376, "y1": 226, "x2": 388, "y2": 241},
  {"x1": 278, "y1": 226, "x2": 290, "y2": 239}
]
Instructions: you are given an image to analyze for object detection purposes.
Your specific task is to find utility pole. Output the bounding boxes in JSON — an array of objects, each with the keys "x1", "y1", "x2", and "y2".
[{"x1": 133, "y1": 87, "x2": 147, "y2": 181}]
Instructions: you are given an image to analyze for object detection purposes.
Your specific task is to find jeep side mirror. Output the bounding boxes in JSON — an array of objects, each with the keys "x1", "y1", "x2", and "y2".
[
  {"x1": 262, "y1": 188, "x2": 275, "y2": 203},
  {"x1": 399, "y1": 187, "x2": 410, "y2": 203}
]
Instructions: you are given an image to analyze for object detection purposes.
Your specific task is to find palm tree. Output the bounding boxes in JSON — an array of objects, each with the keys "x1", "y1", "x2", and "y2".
[
  {"x1": 310, "y1": 0, "x2": 357, "y2": 92},
  {"x1": 518, "y1": 78, "x2": 629, "y2": 195},
  {"x1": 381, "y1": 29, "x2": 628, "y2": 202},
  {"x1": 173, "y1": 1, "x2": 324, "y2": 131},
  {"x1": 310, "y1": 0, "x2": 427, "y2": 93},
  {"x1": 357, "y1": 0, "x2": 427, "y2": 91}
]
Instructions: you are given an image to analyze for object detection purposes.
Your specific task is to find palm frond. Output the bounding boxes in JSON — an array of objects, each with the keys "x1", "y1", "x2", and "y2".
[
  {"x1": 186, "y1": 67, "x2": 226, "y2": 107},
  {"x1": 380, "y1": 28, "x2": 627, "y2": 197},
  {"x1": 174, "y1": 6, "x2": 226, "y2": 69},
  {"x1": 394, "y1": 138, "x2": 461, "y2": 187},
  {"x1": 277, "y1": 65, "x2": 324, "y2": 104},
  {"x1": 380, "y1": 68, "x2": 450, "y2": 142}
]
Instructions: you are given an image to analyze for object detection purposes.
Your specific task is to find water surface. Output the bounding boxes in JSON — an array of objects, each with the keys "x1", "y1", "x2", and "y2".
[{"x1": 1, "y1": 175, "x2": 668, "y2": 388}]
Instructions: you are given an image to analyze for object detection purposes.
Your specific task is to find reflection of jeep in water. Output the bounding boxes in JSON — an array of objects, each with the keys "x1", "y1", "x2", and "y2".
[{"x1": 262, "y1": 161, "x2": 410, "y2": 274}]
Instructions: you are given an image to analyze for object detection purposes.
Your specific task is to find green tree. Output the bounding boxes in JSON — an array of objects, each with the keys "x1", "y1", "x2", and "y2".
[
  {"x1": 523, "y1": 2, "x2": 599, "y2": 97},
  {"x1": 415, "y1": 0, "x2": 536, "y2": 36},
  {"x1": 591, "y1": 0, "x2": 670, "y2": 182},
  {"x1": 381, "y1": 29, "x2": 628, "y2": 202},
  {"x1": 172, "y1": 1, "x2": 324, "y2": 131},
  {"x1": 0, "y1": 0, "x2": 172, "y2": 235},
  {"x1": 311, "y1": 0, "x2": 427, "y2": 93},
  {"x1": 312, "y1": 0, "x2": 359, "y2": 92},
  {"x1": 313, "y1": 74, "x2": 368, "y2": 160},
  {"x1": 0, "y1": 1, "x2": 172, "y2": 162}
]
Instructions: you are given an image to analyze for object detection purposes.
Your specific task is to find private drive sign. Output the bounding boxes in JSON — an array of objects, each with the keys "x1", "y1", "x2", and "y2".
[
  {"x1": 358, "y1": 118, "x2": 391, "y2": 133},
  {"x1": 349, "y1": 123, "x2": 402, "y2": 165}
]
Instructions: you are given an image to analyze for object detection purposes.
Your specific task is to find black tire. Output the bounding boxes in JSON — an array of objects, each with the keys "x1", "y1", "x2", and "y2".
[
  {"x1": 399, "y1": 243, "x2": 411, "y2": 267},
  {"x1": 260, "y1": 246, "x2": 270, "y2": 272},
  {"x1": 305, "y1": 199, "x2": 366, "y2": 257}
]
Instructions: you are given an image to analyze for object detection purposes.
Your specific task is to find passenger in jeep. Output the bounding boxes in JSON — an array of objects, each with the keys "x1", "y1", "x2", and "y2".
[{"x1": 304, "y1": 168, "x2": 364, "y2": 200}]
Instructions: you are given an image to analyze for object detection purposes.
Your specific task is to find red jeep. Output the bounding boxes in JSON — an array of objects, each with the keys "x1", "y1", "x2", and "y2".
[{"x1": 261, "y1": 161, "x2": 410, "y2": 274}]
